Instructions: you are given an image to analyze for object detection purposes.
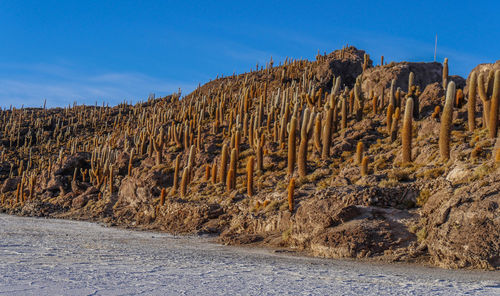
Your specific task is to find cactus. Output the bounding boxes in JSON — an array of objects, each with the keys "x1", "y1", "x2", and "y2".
[
  {"x1": 229, "y1": 148, "x2": 237, "y2": 188},
  {"x1": 341, "y1": 96, "x2": 347, "y2": 130},
  {"x1": 442, "y1": 58, "x2": 449, "y2": 89},
  {"x1": 288, "y1": 177, "x2": 295, "y2": 212},
  {"x1": 361, "y1": 156, "x2": 369, "y2": 176},
  {"x1": 226, "y1": 168, "x2": 235, "y2": 192},
  {"x1": 321, "y1": 106, "x2": 333, "y2": 159},
  {"x1": 187, "y1": 145, "x2": 196, "y2": 168},
  {"x1": 160, "y1": 188, "x2": 166, "y2": 206},
  {"x1": 440, "y1": 81, "x2": 456, "y2": 160},
  {"x1": 455, "y1": 89, "x2": 464, "y2": 108},
  {"x1": 180, "y1": 167, "x2": 189, "y2": 197},
  {"x1": 128, "y1": 148, "x2": 134, "y2": 177},
  {"x1": 355, "y1": 141, "x2": 364, "y2": 164},
  {"x1": 204, "y1": 164, "x2": 210, "y2": 181},
  {"x1": 431, "y1": 106, "x2": 441, "y2": 119},
  {"x1": 287, "y1": 116, "x2": 297, "y2": 176},
  {"x1": 402, "y1": 98, "x2": 414, "y2": 163},
  {"x1": 489, "y1": 70, "x2": 500, "y2": 138},
  {"x1": 153, "y1": 127, "x2": 164, "y2": 166},
  {"x1": 298, "y1": 108, "x2": 313, "y2": 178},
  {"x1": 172, "y1": 154, "x2": 180, "y2": 194},
  {"x1": 354, "y1": 77, "x2": 364, "y2": 121},
  {"x1": 408, "y1": 72, "x2": 414, "y2": 93},
  {"x1": 211, "y1": 161, "x2": 217, "y2": 184},
  {"x1": 219, "y1": 143, "x2": 228, "y2": 184},
  {"x1": 468, "y1": 71, "x2": 477, "y2": 132},
  {"x1": 386, "y1": 104, "x2": 394, "y2": 133},
  {"x1": 256, "y1": 138, "x2": 263, "y2": 172},
  {"x1": 247, "y1": 156, "x2": 254, "y2": 196},
  {"x1": 313, "y1": 114, "x2": 322, "y2": 154},
  {"x1": 390, "y1": 107, "x2": 400, "y2": 142},
  {"x1": 477, "y1": 72, "x2": 491, "y2": 129},
  {"x1": 389, "y1": 79, "x2": 396, "y2": 107}
]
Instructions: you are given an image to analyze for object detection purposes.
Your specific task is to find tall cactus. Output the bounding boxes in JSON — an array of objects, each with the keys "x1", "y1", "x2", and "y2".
[
  {"x1": 442, "y1": 58, "x2": 449, "y2": 89},
  {"x1": 321, "y1": 106, "x2": 333, "y2": 159},
  {"x1": 468, "y1": 71, "x2": 477, "y2": 132},
  {"x1": 219, "y1": 143, "x2": 228, "y2": 184},
  {"x1": 247, "y1": 156, "x2": 254, "y2": 196},
  {"x1": 287, "y1": 116, "x2": 297, "y2": 176},
  {"x1": 355, "y1": 141, "x2": 364, "y2": 164},
  {"x1": 489, "y1": 70, "x2": 500, "y2": 138},
  {"x1": 402, "y1": 98, "x2": 414, "y2": 162},
  {"x1": 477, "y1": 72, "x2": 491, "y2": 129},
  {"x1": 440, "y1": 81, "x2": 456, "y2": 160},
  {"x1": 288, "y1": 177, "x2": 295, "y2": 212},
  {"x1": 298, "y1": 108, "x2": 315, "y2": 178}
]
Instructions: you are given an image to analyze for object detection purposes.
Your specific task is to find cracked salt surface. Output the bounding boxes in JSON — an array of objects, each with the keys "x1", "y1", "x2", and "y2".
[{"x1": 0, "y1": 214, "x2": 498, "y2": 296}]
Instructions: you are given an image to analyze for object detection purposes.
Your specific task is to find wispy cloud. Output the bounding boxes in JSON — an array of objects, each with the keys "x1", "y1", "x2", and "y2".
[{"x1": 0, "y1": 63, "x2": 196, "y2": 108}]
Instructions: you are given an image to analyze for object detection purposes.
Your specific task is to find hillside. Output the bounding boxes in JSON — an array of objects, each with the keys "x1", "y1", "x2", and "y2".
[{"x1": 0, "y1": 46, "x2": 499, "y2": 270}]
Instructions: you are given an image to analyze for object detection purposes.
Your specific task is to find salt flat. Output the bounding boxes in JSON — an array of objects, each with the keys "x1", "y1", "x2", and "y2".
[{"x1": 0, "y1": 214, "x2": 498, "y2": 296}]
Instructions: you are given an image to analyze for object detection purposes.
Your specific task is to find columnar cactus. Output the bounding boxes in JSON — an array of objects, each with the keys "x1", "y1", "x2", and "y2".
[
  {"x1": 288, "y1": 116, "x2": 297, "y2": 176},
  {"x1": 288, "y1": 177, "x2": 295, "y2": 212},
  {"x1": 390, "y1": 107, "x2": 400, "y2": 142},
  {"x1": 180, "y1": 167, "x2": 189, "y2": 197},
  {"x1": 489, "y1": 70, "x2": 499, "y2": 138},
  {"x1": 247, "y1": 156, "x2": 254, "y2": 196},
  {"x1": 386, "y1": 104, "x2": 394, "y2": 134},
  {"x1": 229, "y1": 148, "x2": 237, "y2": 188},
  {"x1": 439, "y1": 81, "x2": 456, "y2": 160},
  {"x1": 219, "y1": 143, "x2": 228, "y2": 184},
  {"x1": 361, "y1": 156, "x2": 369, "y2": 176},
  {"x1": 322, "y1": 106, "x2": 333, "y2": 159},
  {"x1": 298, "y1": 108, "x2": 315, "y2": 178},
  {"x1": 477, "y1": 72, "x2": 491, "y2": 129},
  {"x1": 172, "y1": 154, "x2": 180, "y2": 194},
  {"x1": 442, "y1": 58, "x2": 449, "y2": 90},
  {"x1": 355, "y1": 141, "x2": 364, "y2": 164},
  {"x1": 402, "y1": 98, "x2": 414, "y2": 163},
  {"x1": 468, "y1": 71, "x2": 477, "y2": 132},
  {"x1": 160, "y1": 188, "x2": 166, "y2": 206},
  {"x1": 341, "y1": 96, "x2": 347, "y2": 130}
]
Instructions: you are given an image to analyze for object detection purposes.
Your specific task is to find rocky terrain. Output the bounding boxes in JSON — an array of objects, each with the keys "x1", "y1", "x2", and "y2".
[{"x1": 0, "y1": 46, "x2": 498, "y2": 270}]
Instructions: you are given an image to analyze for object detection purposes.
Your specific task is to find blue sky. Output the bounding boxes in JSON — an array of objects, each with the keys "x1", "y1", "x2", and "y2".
[{"x1": 1, "y1": 1, "x2": 499, "y2": 108}]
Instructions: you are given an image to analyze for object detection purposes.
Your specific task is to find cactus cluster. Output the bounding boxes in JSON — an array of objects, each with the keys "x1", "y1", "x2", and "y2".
[{"x1": 0, "y1": 46, "x2": 497, "y2": 228}]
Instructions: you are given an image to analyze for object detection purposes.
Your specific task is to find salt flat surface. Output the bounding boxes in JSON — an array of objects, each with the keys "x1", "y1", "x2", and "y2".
[{"x1": 0, "y1": 214, "x2": 498, "y2": 296}]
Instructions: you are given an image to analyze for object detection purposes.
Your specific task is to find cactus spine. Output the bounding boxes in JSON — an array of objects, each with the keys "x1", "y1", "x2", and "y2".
[
  {"x1": 402, "y1": 98, "x2": 414, "y2": 162},
  {"x1": 440, "y1": 81, "x2": 456, "y2": 160}
]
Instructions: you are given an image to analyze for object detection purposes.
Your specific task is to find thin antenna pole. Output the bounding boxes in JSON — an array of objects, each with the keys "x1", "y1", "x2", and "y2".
[{"x1": 434, "y1": 34, "x2": 438, "y2": 62}]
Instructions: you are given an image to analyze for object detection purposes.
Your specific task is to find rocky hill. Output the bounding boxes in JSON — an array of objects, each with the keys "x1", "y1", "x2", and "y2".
[{"x1": 0, "y1": 46, "x2": 498, "y2": 270}]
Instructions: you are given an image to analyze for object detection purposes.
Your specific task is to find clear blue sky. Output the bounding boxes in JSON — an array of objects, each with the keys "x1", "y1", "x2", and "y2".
[{"x1": 1, "y1": 1, "x2": 498, "y2": 108}]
